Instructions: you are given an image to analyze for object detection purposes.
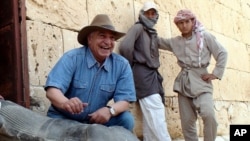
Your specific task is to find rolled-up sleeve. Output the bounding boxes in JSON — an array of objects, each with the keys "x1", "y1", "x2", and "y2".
[{"x1": 45, "y1": 53, "x2": 76, "y2": 94}]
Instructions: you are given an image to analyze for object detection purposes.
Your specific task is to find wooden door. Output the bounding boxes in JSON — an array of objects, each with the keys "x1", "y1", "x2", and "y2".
[{"x1": 0, "y1": 0, "x2": 29, "y2": 107}]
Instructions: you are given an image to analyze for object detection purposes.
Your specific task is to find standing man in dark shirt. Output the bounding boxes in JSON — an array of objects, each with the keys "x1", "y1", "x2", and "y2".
[{"x1": 119, "y1": 1, "x2": 171, "y2": 141}]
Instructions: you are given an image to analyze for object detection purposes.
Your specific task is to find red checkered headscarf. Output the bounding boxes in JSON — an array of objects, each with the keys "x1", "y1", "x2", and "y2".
[{"x1": 174, "y1": 9, "x2": 205, "y2": 67}]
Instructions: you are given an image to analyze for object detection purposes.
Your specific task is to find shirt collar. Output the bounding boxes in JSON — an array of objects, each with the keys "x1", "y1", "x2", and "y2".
[{"x1": 86, "y1": 47, "x2": 111, "y2": 72}]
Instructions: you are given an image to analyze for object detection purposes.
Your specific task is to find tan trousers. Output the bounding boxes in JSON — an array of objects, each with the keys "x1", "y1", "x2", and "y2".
[
  {"x1": 139, "y1": 94, "x2": 172, "y2": 141},
  {"x1": 178, "y1": 93, "x2": 218, "y2": 141}
]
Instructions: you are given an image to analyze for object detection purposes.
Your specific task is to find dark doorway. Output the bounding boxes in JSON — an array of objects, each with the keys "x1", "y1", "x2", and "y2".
[{"x1": 0, "y1": 0, "x2": 29, "y2": 107}]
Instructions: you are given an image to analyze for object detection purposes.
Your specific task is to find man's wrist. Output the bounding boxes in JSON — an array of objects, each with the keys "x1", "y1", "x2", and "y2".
[{"x1": 106, "y1": 106, "x2": 116, "y2": 116}]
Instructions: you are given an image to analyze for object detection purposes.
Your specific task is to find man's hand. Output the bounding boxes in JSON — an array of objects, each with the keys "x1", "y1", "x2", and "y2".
[
  {"x1": 61, "y1": 97, "x2": 88, "y2": 114},
  {"x1": 0, "y1": 95, "x2": 4, "y2": 100},
  {"x1": 201, "y1": 73, "x2": 217, "y2": 83},
  {"x1": 46, "y1": 87, "x2": 88, "y2": 114},
  {"x1": 88, "y1": 107, "x2": 111, "y2": 124}
]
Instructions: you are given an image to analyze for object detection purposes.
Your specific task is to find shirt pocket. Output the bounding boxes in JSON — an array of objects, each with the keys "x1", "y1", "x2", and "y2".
[
  {"x1": 71, "y1": 79, "x2": 88, "y2": 98},
  {"x1": 100, "y1": 84, "x2": 115, "y2": 99},
  {"x1": 73, "y1": 80, "x2": 88, "y2": 88}
]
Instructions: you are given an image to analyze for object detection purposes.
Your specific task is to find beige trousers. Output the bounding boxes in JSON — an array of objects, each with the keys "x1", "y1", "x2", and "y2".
[{"x1": 178, "y1": 93, "x2": 218, "y2": 141}]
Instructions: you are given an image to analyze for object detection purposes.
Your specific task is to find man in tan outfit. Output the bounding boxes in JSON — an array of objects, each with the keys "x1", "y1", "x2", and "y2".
[{"x1": 158, "y1": 9, "x2": 228, "y2": 141}]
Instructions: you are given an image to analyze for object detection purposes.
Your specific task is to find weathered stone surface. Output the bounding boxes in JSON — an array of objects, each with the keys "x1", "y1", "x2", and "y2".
[
  {"x1": 62, "y1": 29, "x2": 81, "y2": 52},
  {"x1": 0, "y1": 100, "x2": 140, "y2": 141},
  {"x1": 29, "y1": 87, "x2": 50, "y2": 116},
  {"x1": 26, "y1": 0, "x2": 87, "y2": 31},
  {"x1": 27, "y1": 20, "x2": 63, "y2": 86},
  {"x1": 87, "y1": 0, "x2": 134, "y2": 37}
]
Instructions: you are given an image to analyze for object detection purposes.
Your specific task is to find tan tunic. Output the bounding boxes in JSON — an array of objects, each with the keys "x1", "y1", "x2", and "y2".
[{"x1": 158, "y1": 31, "x2": 227, "y2": 98}]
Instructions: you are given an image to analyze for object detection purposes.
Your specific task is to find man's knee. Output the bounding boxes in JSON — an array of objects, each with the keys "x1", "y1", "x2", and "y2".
[
  {"x1": 199, "y1": 104, "x2": 215, "y2": 119},
  {"x1": 107, "y1": 111, "x2": 135, "y2": 131},
  {"x1": 119, "y1": 111, "x2": 135, "y2": 131}
]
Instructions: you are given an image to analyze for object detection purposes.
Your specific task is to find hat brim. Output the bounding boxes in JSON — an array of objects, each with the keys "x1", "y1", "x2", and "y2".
[
  {"x1": 143, "y1": 7, "x2": 157, "y2": 11},
  {"x1": 77, "y1": 26, "x2": 125, "y2": 46}
]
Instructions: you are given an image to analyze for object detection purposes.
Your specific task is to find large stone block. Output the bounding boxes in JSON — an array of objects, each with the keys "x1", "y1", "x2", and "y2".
[
  {"x1": 29, "y1": 87, "x2": 50, "y2": 116},
  {"x1": 62, "y1": 29, "x2": 81, "y2": 52},
  {"x1": 209, "y1": 31, "x2": 249, "y2": 72},
  {"x1": 210, "y1": 3, "x2": 241, "y2": 41},
  {"x1": 212, "y1": 69, "x2": 250, "y2": 101},
  {"x1": 214, "y1": 101, "x2": 231, "y2": 135},
  {"x1": 27, "y1": 21, "x2": 63, "y2": 86},
  {"x1": 242, "y1": 0, "x2": 250, "y2": 19},
  {"x1": 26, "y1": 0, "x2": 87, "y2": 30},
  {"x1": 237, "y1": 17, "x2": 250, "y2": 45},
  {"x1": 87, "y1": 0, "x2": 134, "y2": 40},
  {"x1": 215, "y1": 0, "x2": 241, "y2": 12},
  {"x1": 0, "y1": 100, "x2": 140, "y2": 141},
  {"x1": 159, "y1": 51, "x2": 180, "y2": 96},
  {"x1": 165, "y1": 97, "x2": 183, "y2": 138},
  {"x1": 155, "y1": 11, "x2": 172, "y2": 38}
]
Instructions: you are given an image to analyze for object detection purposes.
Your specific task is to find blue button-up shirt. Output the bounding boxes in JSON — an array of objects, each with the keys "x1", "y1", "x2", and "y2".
[{"x1": 45, "y1": 47, "x2": 136, "y2": 122}]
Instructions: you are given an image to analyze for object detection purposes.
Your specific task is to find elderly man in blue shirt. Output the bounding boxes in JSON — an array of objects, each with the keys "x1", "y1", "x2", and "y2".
[{"x1": 44, "y1": 14, "x2": 136, "y2": 131}]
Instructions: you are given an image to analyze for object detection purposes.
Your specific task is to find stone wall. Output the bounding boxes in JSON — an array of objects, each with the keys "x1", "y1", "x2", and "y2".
[{"x1": 26, "y1": 0, "x2": 250, "y2": 139}]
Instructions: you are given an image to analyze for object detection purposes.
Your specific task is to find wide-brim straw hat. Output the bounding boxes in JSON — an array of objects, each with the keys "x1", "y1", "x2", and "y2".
[{"x1": 77, "y1": 14, "x2": 125, "y2": 46}]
